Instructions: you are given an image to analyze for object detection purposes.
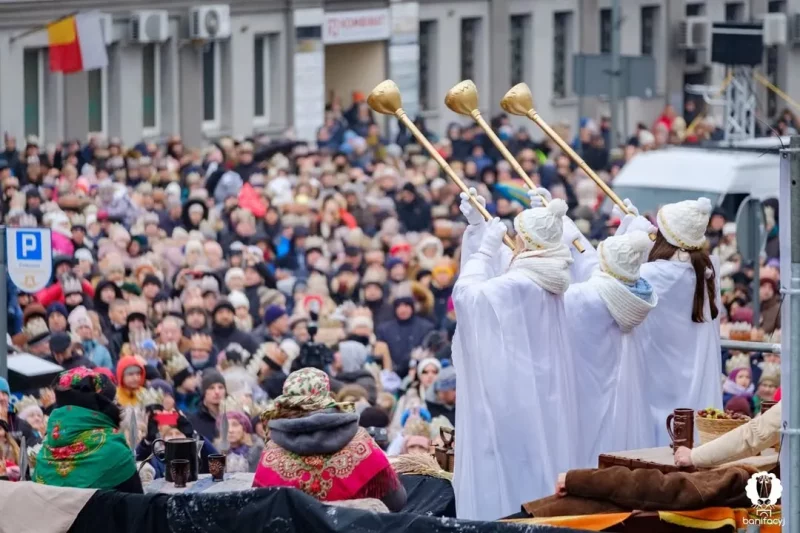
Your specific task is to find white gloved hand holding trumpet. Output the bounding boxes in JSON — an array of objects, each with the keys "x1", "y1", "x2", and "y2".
[{"x1": 459, "y1": 187, "x2": 487, "y2": 226}]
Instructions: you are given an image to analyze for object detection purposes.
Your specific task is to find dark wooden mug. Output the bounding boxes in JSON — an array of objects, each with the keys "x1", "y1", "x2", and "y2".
[{"x1": 666, "y1": 408, "x2": 694, "y2": 449}]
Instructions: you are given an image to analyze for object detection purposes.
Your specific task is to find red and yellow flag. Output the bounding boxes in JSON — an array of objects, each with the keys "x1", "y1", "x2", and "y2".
[{"x1": 47, "y1": 12, "x2": 108, "y2": 74}]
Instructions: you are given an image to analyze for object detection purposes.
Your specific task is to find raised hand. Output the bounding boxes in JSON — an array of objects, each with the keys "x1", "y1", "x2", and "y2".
[
  {"x1": 459, "y1": 187, "x2": 487, "y2": 226},
  {"x1": 618, "y1": 214, "x2": 656, "y2": 237},
  {"x1": 478, "y1": 218, "x2": 508, "y2": 257},
  {"x1": 527, "y1": 187, "x2": 552, "y2": 209},
  {"x1": 611, "y1": 198, "x2": 640, "y2": 220}
]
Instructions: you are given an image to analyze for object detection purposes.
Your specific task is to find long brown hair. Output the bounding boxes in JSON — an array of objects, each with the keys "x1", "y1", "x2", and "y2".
[{"x1": 649, "y1": 232, "x2": 719, "y2": 323}]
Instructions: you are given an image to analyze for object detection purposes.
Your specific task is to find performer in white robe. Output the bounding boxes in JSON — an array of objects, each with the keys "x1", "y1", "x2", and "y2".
[
  {"x1": 612, "y1": 198, "x2": 722, "y2": 445},
  {"x1": 527, "y1": 188, "x2": 660, "y2": 463},
  {"x1": 452, "y1": 197, "x2": 577, "y2": 521}
]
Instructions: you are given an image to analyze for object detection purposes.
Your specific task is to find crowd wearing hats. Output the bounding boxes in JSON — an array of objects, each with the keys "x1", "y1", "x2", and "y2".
[{"x1": 0, "y1": 95, "x2": 782, "y2": 499}]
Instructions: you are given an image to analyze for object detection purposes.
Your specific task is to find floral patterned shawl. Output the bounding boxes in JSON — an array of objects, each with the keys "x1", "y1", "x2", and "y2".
[{"x1": 34, "y1": 405, "x2": 136, "y2": 489}]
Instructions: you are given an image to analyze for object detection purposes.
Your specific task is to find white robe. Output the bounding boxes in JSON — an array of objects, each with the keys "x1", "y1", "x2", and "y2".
[
  {"x1": 638, "y1": 259, "x2": 722, "y2": 445},
  {"x1": 452, "y1": 223, "x2": 577, "y2": 521},
  {"x1": 564, "y1": 277, "x2": 657, "y2": 466}
]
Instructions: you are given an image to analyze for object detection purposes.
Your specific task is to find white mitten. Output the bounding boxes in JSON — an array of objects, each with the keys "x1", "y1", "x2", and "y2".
[
  {"x1": 611, "y1": 198, "x2": 639, "y2": 221},
  {"x1": 459, "y1": 187, "x2": 487, "y2": 226},
  {"x1": 478, "y1": 218, "x2": 507, "y2": 257},
  {"x1": 617, "y1": 214, "x2": 657, "y2": 237},
  {"x1": 562, "y1": 216, "x2": 583, "y2": 245},
  {"x1": 527, "y1": 187, "x2": 552, "y2": 209}
]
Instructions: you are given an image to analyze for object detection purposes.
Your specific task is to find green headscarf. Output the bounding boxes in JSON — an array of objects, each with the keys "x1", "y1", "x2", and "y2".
[{"x1": 34, "y1": 405, "x2": 136, "y2": 489}]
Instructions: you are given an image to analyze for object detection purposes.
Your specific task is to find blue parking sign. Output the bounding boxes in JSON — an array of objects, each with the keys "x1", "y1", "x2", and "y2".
[
  {"x1": 7, "y1": 227, "x2": 52, "y2": 293},
  {"x1": 15, "y1": 230, "x2": 43, "y2": 261}
]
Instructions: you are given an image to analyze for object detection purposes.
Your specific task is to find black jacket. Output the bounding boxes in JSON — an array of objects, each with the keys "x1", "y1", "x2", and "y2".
[
  {"x1": 376, "y1": 315, "x2": 435, "y2": 378},
  {"x1": 211, "y1": 323, "x2": 260, "y2": 355},
  {"x1": 187, "y1": 403, "x2": 219, "y2": 443}
]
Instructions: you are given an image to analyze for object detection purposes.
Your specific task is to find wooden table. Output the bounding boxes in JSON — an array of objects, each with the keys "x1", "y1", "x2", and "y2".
[{"x1": 598, "y1": 446, "x2": 779, "y2": 473}]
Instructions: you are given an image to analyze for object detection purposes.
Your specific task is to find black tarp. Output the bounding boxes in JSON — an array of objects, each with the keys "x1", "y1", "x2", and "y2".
[
  {"x1": 69, "y1": 486, "x2": 582, "y2": 533},
  {"x1": 400, "y1": 475, "x2": 457, "y2": 517}
]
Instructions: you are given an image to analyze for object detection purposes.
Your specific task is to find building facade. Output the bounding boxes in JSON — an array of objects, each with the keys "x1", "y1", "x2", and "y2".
[{"x1": 0, "y1": 0, "x2": 797, "y2": 147}]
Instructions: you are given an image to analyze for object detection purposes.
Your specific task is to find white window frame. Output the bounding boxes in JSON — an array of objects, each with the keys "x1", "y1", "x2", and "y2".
[
  {"x1": 253, "y1": 35, "x2": 273, "y2": 128},
  {"x1": 87, "y1": 67, "x2": 109, "y2": 137},
  {"x1": 142, "y1": 43, "x2": 162, "y2": 138},
  {"x1": 23, "y1": 49, "x2": 45, "y2": 142},
  {"x1": 202, "y1": 42, "x2": 222, "y2": 133}
]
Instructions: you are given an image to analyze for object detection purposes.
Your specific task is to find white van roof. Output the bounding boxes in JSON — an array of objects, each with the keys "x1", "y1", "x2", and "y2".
[{"x1": 613, "y1": 147, "x2": 780, "y2": 198}]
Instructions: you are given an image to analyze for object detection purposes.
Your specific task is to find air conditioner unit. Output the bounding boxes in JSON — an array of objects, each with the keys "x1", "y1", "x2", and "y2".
[
  {"x1": 189, "y1": 5, "x2": 231, "y2": 40},
  {"x1": 130, "y1": 10, "x2": 170, "y2": 43},
  {"x1": 677, "y1": 16, "x2": 711, "y2": 49},
  {"x1": 789, "y1": 13, "x2": 800, "y2": 46},
  {"x1": 97, "y1": 13, "x2": 118, "y2": 45},
  {"x1": 763, "y1": 13, "x2": 788, "y2": 45}
]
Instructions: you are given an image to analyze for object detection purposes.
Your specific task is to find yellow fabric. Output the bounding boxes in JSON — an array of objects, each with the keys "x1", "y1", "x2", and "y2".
[
  {"x1": 505, "y1": 512, "x2": 631, "y2": 531},
  {"x1": 506, "y1": 507, "x2": 782, "y2": 532},
  {"x1": 47, "y1": 17, "x2": 77, "y2": 46},
  {"x1": 658, "y1": 508, "x2": 737, "y2": 530}
]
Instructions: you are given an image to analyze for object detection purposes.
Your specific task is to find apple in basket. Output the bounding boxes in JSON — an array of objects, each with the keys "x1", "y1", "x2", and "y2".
[{"x1": 697, "y1": 408, "x2": 751, "y2": 421}]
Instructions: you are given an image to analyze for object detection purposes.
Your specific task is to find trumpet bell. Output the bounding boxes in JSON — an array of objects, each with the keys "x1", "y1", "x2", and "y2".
[
  {"x1": 444, "y1": 80, "x2": 479, "y2": 116},
  {"x1": 500, "y1": 83, "x2": 535, "y2": 116},
  {"x1": 368, "y1": 80, "x2": 403, "y2": 116}
]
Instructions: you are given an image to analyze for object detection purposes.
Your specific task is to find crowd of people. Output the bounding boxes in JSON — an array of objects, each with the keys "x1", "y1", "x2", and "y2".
[{"x1": 0, "y1": 92, "x2": 785, "y2": 519}]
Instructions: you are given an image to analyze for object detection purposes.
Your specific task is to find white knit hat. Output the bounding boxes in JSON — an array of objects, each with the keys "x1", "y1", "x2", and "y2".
[
  {"x1": 657, "y1": 197, "x2": 713, "y2": 250},
  {"x1": 228, "y1": 290, "x2": 249, "y2": 309},
  {"x1": 598, "y1": 230, "x2": 655, "y2": 284},
  {"x1": 224, "y1": 267, "x2": 245, "y2": 287},
  {"x1": 513, "y1": 198, "x2": 568, "y2": 250}
]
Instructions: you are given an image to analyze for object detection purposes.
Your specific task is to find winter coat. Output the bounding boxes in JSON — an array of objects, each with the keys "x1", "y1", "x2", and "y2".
[{"x1": 376, "y1": 314, "x2": 435, "y2": 378}]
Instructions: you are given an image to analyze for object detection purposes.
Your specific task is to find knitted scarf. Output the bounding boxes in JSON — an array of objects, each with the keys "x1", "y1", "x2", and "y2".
[
  {"x1": 586, "y1": 272, "x2": 658, "y2": 333},
  {"x1": 508, "y1": 244, "x2": 573, "y2": 295}
]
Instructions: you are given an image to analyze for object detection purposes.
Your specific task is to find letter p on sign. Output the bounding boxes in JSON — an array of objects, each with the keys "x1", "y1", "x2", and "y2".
[{"x1": 17, "y1": 231, "x2": 42, "y2": 261}]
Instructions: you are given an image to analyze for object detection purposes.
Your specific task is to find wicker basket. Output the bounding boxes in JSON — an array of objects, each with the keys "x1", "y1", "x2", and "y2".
[{"x1": 695, "y1": 415, "x2": 749, "y2": 445}]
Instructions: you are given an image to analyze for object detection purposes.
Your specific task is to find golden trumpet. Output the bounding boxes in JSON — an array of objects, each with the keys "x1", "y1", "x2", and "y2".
[
  {"x1": 368, "y1": 80, "x2": 515, "y2": 250},
  {"x1": 445, "y1": 80, "x2": 584, "y2": 254},
  {"x1": 500, "y1": 83, "x2": 637, "y2": 215}
]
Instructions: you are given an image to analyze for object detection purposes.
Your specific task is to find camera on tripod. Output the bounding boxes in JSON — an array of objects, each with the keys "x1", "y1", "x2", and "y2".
[{"x1": 292, "y1": 301, "x2": 334, "y2": 372}]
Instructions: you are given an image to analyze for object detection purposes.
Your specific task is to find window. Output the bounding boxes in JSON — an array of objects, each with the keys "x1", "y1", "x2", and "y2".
[
  {"x1": 510, "y1": 14, "x2": 530, "y2": 86},
  {"x1": 460, "y1": 18, "x2": 480, "y2": 81},
  {"x1": 254, "y1": 34, "x2": 278, "y2": 125},
  {"x1": 142, "y1": 44, "x2": 160, "y2": 136},
  {"x1": 768, "y1": 0, "x2": 785, "y2": 12},
  {"x1": 23, "y1": 49, "x2": 43, "y2": 139},
  {"x1": 418, "y1": 20, "x2": 437, "y2": 111},
  {"x1": 641, "y1": 6, "x2": 659, "y2": 55},
  {"x1": 724, "y1": 2, "x2": 744, "y2": 21},
  {"x1": 600, "y1": 9, "x2": 612, "y2": 54},
  {"x1": 87, "y1": 68, "x2": 107, "y2": 134},
  {"x1": 553, "y1": 12, "x2": 571, "y2": 98},
  {"x1": 202, "y1": 42, "x2": 221, "y2": 131}
]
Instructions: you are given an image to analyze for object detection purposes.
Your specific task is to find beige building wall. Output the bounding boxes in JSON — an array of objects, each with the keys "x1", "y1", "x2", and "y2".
[{"x1": 325, "y1": 41, "x2": 387, "y2": 104}]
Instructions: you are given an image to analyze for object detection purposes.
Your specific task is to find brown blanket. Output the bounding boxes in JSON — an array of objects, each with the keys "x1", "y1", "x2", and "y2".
[{"x1": 523, "y1": 465, "x2": 758, "y2": 518}]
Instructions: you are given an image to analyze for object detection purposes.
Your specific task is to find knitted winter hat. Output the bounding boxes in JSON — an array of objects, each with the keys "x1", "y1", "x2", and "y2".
[
  {"x1": 513, "y1": 198, "x2": 568, "y2": 251},
  {"x1": 597, "y1": 230, "x2": 654, "y2": 285},
  {"x1": 228, "y1": 290, "x2": 249, "y2": 310},
  {"x1": 338, "y1": 340, "x2": 369, "y2": 374},
  {"x1": 68, "y1": 305, "x2": 93, "y2": 332},
  {"x1": 656, "y1": 197, "x2": 713, "y2": 250}
]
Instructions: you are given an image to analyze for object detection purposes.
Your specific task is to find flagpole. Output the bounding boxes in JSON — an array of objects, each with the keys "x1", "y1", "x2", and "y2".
[{"x1": 9, "y1": 11, "x2": 79, "y2": 44}]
